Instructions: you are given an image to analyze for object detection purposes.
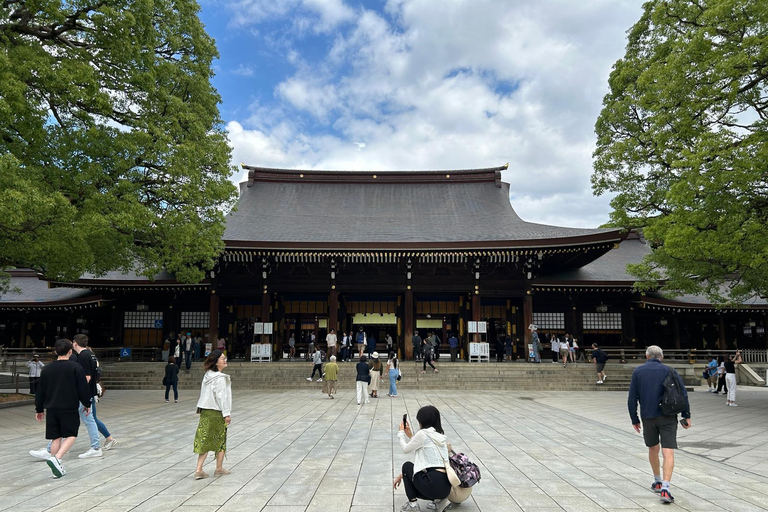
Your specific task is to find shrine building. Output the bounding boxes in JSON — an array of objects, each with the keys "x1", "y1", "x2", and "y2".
[{"x1": 1, "y1": 165, "x2": 767, "y2": 357}]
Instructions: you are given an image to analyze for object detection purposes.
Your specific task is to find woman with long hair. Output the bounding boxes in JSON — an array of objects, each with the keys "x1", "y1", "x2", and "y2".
[
  {"x1": 387, "y1": 351, "x2": 399, "y2": 397},
  {"x1": 393, "y1": 405, "x2": 452, "y2": 512},
  {"x1": 368, "y1": 352, "x2": 384, "y2": 398},
  {"x1": 193, "y1": 350, "x2": 232, "y2": 479}
]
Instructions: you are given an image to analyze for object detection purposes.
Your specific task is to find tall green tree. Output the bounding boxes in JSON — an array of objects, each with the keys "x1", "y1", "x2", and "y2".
[
  {"x1": 0, "y1": 0, "x2": 237, "y2": 285},
  {"x1": 593, "y1": 0, "x2": 768, "y2": 304}
]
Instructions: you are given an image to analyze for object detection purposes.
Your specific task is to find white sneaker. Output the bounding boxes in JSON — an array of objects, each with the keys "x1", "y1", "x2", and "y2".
[
  {"x1": 47, "y1": 456, "x2": 65, "y2": 478},
  {"x1": 597, "y1": 380, "x2": 604, "y2": 384},
  {"x1": 30, "y1": 448, "x2": 51, "y2": 460},
  {"x1": 427, "y1": 501, "x2": 437, "y2": 510},
  {"x1": 306, "y1": 377, "x2": 312, "y2": 381},
  {"x1": 103, "y1": 439, "x2": 117, "y2": 451},
  {"x1": 401, "y1": 501, "x2": 420, "y2": 511},
  {"x1": 731, "y1": 403, "x2": 738, "y2": 407},
  {"x1": 78, "y1": 448, "x2": 103, "y2": 459},
  {"x1": 603, "y1": 374, "x2": 607, "y2": 381},
  {"x1": 317, "y1": 378, "x2": 323, "y2": 382}
]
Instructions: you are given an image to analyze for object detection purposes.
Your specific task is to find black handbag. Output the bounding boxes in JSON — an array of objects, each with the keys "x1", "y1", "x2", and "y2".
[{"x1": 162, "y1": 376, "x2": 169, "y2": 386}]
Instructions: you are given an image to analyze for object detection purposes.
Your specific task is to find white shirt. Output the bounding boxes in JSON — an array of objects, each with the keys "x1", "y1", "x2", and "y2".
[
  {"x1": 326, "y1": 333, "x2": 337, "y2": 347},
  {"x1": 398, "y1": 427, "x2": 449, "y2": 474},
  {"x1": 26, "y1": 360, "x2": 45, "y2": 377},
  {"x1": 552, "y1": 339, "x2": 561, "y2": 352}
]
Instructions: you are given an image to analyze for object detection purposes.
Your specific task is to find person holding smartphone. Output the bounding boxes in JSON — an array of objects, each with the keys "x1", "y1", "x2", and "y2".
[
  {"x1": 725, "y1": 350, "x2": 742, "y2": 406},
  {"x1": 628, "y1": 345, "x2": 691, "y2": 505},
  {"x1": 393, "y1": 406, "x2": 452, "y2": 512}
]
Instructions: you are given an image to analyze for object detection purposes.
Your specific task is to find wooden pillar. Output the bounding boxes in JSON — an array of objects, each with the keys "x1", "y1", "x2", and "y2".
[
  {"x1": 625, "y1": 308, "x2": 636, "y2": 345},
  {"x1": 523, "y1": 292, "x2": 533, "y2": 347},
  {"x1": 208, "y1": 291, "x2": 219, "y2": 344},
  {"x1": 471, "y1": 293, "x2": 481, "y2": 343},
  {"x1": 718, "y1": 314, "x2": 726, "y2": 350},
  {"x1": 673, "y1": 315, "x2": 681, "y2": 349},
  {"x1": 19, "y1": 312, "x2": 28, "y2": 348},
  {"x1": 329, "y1": 289, "x2": 338, "y2": 334},
  {"x1": 404, "y1": 290, "x2": 413, "y2": 359},
  {"x1": 261, "y1": 292, "x2": 270, "y2": 344}
]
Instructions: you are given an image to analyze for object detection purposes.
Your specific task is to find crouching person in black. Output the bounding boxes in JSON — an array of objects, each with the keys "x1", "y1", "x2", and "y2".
[
  {"x1": 394, "y1": 405, "x2": 452, "y2": 512},
  {"x1": 34, "y1": 338, "x2": 92, "y2": 478}
]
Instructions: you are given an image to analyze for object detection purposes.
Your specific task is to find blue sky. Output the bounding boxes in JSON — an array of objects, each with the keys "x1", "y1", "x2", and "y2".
[{"x1": 197, "y1": 0, "x2": 643, "y2": 228}]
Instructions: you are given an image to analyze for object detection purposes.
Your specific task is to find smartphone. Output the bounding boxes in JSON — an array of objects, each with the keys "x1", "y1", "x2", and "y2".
[
  {"x1": 679, "y1": 418, "x2": 689, "y2": 427},
  {"x1": 402, "y1": 414, "x2": 408, "y2": 430}
]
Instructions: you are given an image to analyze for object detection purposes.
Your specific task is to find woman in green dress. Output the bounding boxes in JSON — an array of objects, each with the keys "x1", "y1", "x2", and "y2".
[{"x1": 193, "y1": 349, "x2": 232, "y2": 479}]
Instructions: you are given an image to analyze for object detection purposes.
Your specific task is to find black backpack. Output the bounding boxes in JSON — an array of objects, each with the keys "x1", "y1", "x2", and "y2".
[
  {"x1": 89, "y1": 351, "x2": 102, "y2": 383},
  {"x1": 594, "y1": 349, "x2": 608, "y2": 364},
  {"x1": 660, "y1": 368, "x2": 687, "y2": 416}
]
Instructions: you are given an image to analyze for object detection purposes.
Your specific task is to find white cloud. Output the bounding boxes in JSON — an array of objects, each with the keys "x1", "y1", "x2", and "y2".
[
  {"x1": 223, "y1": 0, "x2": 642, "y2": 228},
  {"x1": 225, "y1": 0, "x2": 354, "y2": 32},
  {"x1": 231, "y1": 64, "x2": 255, "y2": 76}
]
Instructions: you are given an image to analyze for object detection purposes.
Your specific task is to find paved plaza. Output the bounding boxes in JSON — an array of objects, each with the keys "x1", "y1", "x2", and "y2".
[{"x1": 2, "y1": 384, "x2": 768, "y2": 512}]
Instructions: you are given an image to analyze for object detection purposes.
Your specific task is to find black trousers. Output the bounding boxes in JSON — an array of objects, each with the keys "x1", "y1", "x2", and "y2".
[
  {"x1": 310, "y1": 364, "x2": 323, "y2": 378},
  {"x1": 413, "y1": 347, "x2": 421, "y2": 360},
  {"x1": 423, "y1": 356, "x2": 436, "y2": 371},
  {"x1": 402, "y1": 462, "x2": 451, "y2": 502},
  {"x1": 165, "y1": 382, "x2": 178, "y2": 400},
  {"x1": 716, "y1": 374, "x2": 728, "y2": 393},
  {"x1": 29, "y1": 376, "x2": 40, "y2": 394},
  {"x1": 450, "y1": 348, "x2": 458, "y2": 362}
]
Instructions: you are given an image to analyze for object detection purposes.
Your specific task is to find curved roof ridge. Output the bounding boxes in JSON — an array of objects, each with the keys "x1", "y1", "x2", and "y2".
[{"x1": 243, "y1": 164, "x2": 508, "y2": 186}]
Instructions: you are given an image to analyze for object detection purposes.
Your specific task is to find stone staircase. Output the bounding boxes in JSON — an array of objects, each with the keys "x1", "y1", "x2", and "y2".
[{"x1": 99, "y1": 360, "x2": 698, "y2": 392}]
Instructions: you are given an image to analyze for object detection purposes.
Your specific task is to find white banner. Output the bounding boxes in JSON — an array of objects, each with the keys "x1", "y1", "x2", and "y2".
[{"x1": 253, "y1": 322, "x2": 264, "y2": 334}]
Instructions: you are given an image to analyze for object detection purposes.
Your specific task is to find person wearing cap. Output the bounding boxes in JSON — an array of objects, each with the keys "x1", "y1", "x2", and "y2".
[
  {"x1": 26, "y1": 353, "x2": 45, "y2": 395},
  {"x1": 368, "y1": 352, "x2": 384, "y2": 398}
]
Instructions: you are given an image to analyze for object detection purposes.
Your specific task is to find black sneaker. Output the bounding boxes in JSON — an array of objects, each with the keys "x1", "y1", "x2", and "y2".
[
  {"x1": 660, "y1": 489, "x2": 674, "y2": 503},
  {"x1": 651, "y1": 482, "x2": 662, "y2": 493}
]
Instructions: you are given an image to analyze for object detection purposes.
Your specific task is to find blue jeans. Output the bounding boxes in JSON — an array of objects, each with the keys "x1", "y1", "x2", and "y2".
[
  {"x1": 185, "y1": 351, "x2": 192, "y2": 369},
  {"x1": 91, "y1": 396, "x2": 110, "y2": 438},
  {"x1": 389, "y1": 369, "x2": 398, "y2": 396},
  {"x1": 79, "y1": 399, "x2": 101, "y2": 449}
]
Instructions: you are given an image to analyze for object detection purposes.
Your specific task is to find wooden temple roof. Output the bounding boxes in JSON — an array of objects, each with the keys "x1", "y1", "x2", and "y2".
[{"x1": 223, "y1": 165, "x2": 624, "y2": 250}]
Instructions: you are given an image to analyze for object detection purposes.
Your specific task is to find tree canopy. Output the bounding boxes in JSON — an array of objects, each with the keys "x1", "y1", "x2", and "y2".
[
  {"x1": 0, "y1": 0, "x2": 237, "y2": 285},
  {"x1": 593, "y1": 0, "x2": 768, "y2": 304}
]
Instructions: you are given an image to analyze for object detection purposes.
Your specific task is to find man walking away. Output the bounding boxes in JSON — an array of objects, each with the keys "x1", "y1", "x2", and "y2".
[
  {"x1": 26, "y1": 354, "x2": 45, "y2": 394},
  {"x1": 628, "y1": 345, "x2": 691, "y2": 504},
  {"x1": 448, "y1": 333, "x2": 459, "y2": 362},
  {"x1": 412, "y1": 331, "x2": 422, "y2": 361},
  {"x1": 592, "y1": 343, "x2": 608, "y2": 384},
  {"x1": 356, "y1": 327, "x2": 366, "y2": 358},
  {"x1": 34, "y1": 338, "x2": 92, "y2": 478},
  {"x1": 73, "y1": 334, "x2": 117, "y2": 458}
]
